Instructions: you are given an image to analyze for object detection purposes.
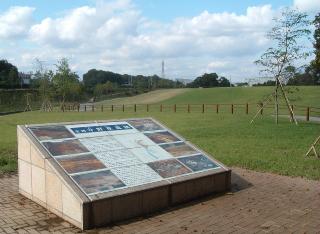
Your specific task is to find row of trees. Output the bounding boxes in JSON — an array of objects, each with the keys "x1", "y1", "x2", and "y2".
[
  {"x1": 83, "y1": 69, "x2": 183, "y2": 93},
  {"x1": 187, "y1": 73, "x2": 231, "y2": 88}
]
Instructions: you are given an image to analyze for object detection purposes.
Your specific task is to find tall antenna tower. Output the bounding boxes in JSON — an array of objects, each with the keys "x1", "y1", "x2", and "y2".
[{"x1": 161, "y1": 60, "x2": 165, "y2": 78}]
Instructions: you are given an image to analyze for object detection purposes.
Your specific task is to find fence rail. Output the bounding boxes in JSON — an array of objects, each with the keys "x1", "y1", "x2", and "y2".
[{"x1": 57, "y1": 102, "x2": 320, "y2": 121}]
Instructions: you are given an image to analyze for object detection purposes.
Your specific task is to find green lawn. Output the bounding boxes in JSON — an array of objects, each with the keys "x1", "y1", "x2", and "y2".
[
  {"x1": 159, "y1": 86, "x2": 319, "y2": 106},
  {"x1": 0, "y1": 110, "x2": 319, "y2": 179}
]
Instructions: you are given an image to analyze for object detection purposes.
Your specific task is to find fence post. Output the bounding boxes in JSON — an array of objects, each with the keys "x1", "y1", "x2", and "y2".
[
  {"x1": 147, "y1": 104, "x2": 149, "y2": 112},
  {"x1": 216, "y1": 104, "x2": 219, "y2": 114},
  {"x1": 122, "y1": 104, "x2": 124, "y2": 112},
  {"x1": 174, "y1": 104, "x2": 176, "y2": 113},
  {"x1": 134, "y1": 104, "x2": 137, "y2": 112},
  {"x1": 101, "y1": 105, "x2": 103, "y2": 112},
  {"x1": 231, "y1": 104, "x2": 234, "y2": 114},
  {"x1": 77, "y1": 105, "x2": 80, "y2": 112},
  {"x1": 92, "y1": 105, "x2": 94, "y2": 112},
  {"x1": 202, "y1": 104, "x2": 205, "y2": 113},
  {"x1": 188, "y1": 104, "x2": 190, "y2": 113},
  {"x1": 306, "y1": 107, "x2": 310, "y2": 121},
  {"x1": 246, "y1": 103, "x2": 249, "y2": 114},
  {"x1": 111, "y1": 105, "x2": 114, "y2": 112},
  {"x1": 259, "y1": 103, "x2": 263, "y2": 115},
  {"x1": 160, "y1": 104, "x2": 163, "y2": 112},
  {"x1": 84, "y1": 105, "x2": 86, "y2": 112}
]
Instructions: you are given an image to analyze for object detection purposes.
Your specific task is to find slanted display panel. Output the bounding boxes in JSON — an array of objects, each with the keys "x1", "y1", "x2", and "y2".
[{"x1": 27, "y1": 118, "x2": 222, "y2": 199}]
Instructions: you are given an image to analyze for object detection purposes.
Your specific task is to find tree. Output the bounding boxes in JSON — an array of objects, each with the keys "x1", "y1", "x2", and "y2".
[
  {"x1": 254, "y1": 8, "x2": 311, "y2": 124},
  {"x1": 0, "y1": 60, "x2": 19, "y2": 88},
  {"x1": 218, "y1": 77, "x2": 231, "y2": 87},
  {"x1": 187, "y1": 73, "x2": 230, "y2": 88},
  {"x1": 308, "y1": 13, "x2": 320, "y2": 84},
  {"x1": 33, "y1": 59, "x2": 54, "y2": 111},
  {"x1": 52, "y1": 58, "x2": 80, "y2": 109}
]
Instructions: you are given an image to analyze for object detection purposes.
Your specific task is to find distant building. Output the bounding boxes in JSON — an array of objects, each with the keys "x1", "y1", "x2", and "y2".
[
  {"x1": 176, "y1": 78, "x2": 192, "y2": 85},
  {"x1": 18, "y1": 72, "x2": 31, "y2": 87}
]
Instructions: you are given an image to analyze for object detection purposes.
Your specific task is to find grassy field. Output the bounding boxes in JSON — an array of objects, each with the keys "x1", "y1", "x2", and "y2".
[
  {"x1": 160, "y1": 86, "x2": 320, "y2": 107},
  {"x1": 0, "y1": 86, "x2": 319, "y2": 180}
]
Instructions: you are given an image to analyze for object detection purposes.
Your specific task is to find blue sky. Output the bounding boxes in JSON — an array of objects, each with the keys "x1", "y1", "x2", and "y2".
[
  {"x1": 0, "y1": 0, "x2": 319, "y2": 82},
  {"x1": 0, "y1": 0, "x2": 293, "y2": 21}
]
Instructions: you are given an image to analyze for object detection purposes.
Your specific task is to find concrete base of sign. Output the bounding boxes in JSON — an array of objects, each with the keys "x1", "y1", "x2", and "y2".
[
  {"x1": 87, "y1": 170, "x2": 231, "y2": 228},
  {"x1": 17, "y1": 121, "x2": 231, "y2": 230}
]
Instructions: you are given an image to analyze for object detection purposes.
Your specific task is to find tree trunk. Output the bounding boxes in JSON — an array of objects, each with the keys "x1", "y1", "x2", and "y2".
[{"x1": 275, "y1": 79, "x2": 279, "y2": 124}]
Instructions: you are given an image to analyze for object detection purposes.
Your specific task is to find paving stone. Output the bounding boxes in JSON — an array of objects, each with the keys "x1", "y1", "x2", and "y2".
[{"x1": 0, "y1": 167, "x2": 319, "y2": 233}]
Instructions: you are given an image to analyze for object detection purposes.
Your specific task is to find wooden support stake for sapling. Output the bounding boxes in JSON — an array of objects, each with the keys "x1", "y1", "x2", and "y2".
[{"x1": 306, "y1": 107, "x2": 310, "y2": 121}]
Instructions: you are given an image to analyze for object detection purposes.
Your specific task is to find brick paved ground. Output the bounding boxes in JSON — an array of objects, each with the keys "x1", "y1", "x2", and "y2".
[{"x1": 0, "y1": 168, "x2": 319, "y2": 234}]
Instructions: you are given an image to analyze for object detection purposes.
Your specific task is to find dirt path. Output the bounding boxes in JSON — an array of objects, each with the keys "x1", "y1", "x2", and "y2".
[
  {"x1": 95, "y1": 89, "x2": 188, "y2": 105},
  {"x1": 1, "y1": 167, "x2": 319, "y2": 233}
]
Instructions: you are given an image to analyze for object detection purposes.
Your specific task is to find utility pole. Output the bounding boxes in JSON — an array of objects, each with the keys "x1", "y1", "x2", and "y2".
[{"x1": 161, "y1": 60, "x2": 165, "y2": 79}]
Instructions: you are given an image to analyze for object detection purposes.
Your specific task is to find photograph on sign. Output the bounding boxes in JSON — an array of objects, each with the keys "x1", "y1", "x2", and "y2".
[
  {"x1": 42, "y1": 139, "x2": 90, "y2": 156},
  {"x1": 148, "y1": 159, "x2": 191, "y2": 178},
  {"x1": 29, "y1": 125, "x2": 74, "y2": 141},
  {"x1": 178, "y1": 154, "x2": 220, "y2": 172},
  {"x1": 56, "y1": 154, "x2": 106, "y2": 174},
  {"x1": 144, "y1": 131, "x2": 181, "y2": 144},
  {"x1": 127, "y1": 119, "x2": 164, "y2": 132},
  {"x1": 160, "y1": 142, "x2": 199, "y2": 157},
  {"x1": 72, "y1": 170, "x2": 125, "y2": 194}
]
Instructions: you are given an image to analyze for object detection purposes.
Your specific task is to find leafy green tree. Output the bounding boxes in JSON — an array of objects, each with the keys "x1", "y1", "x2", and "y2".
[
  {"x1": 0, "y1": 60, "x2": 19, "y2": 88},
  {"x1": 218, "y1": 77, "x2": 231, "y2": 87},
  {"x1": 52, "y1": 58, "x2": 80, "y2": 108},
  {"x1": 188, "y1": 73, "x2": 231, "y2": 88},
  {"x1": 93, "y1": 83, "x2": 104, "y2": 98},
  {"x1": 308, "y1": 13, "x2": 320, "y2": 84}
]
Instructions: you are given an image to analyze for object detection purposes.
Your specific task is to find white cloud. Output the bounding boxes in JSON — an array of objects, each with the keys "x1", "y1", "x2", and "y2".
[
  {"x1": 2, "y1": 1, "x2": 289, "y2": 82},
  {"x1": 294, "y1": 0, "x2": 320, "y2": 13},
  {"x1": 0, "y1": 6, "x2": 34, "y2": 39}
]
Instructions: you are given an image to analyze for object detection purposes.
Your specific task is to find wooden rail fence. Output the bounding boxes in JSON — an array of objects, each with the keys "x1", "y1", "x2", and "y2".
[{"x1": 60, "y1": 103, "x2": 320, "y2": 121}]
